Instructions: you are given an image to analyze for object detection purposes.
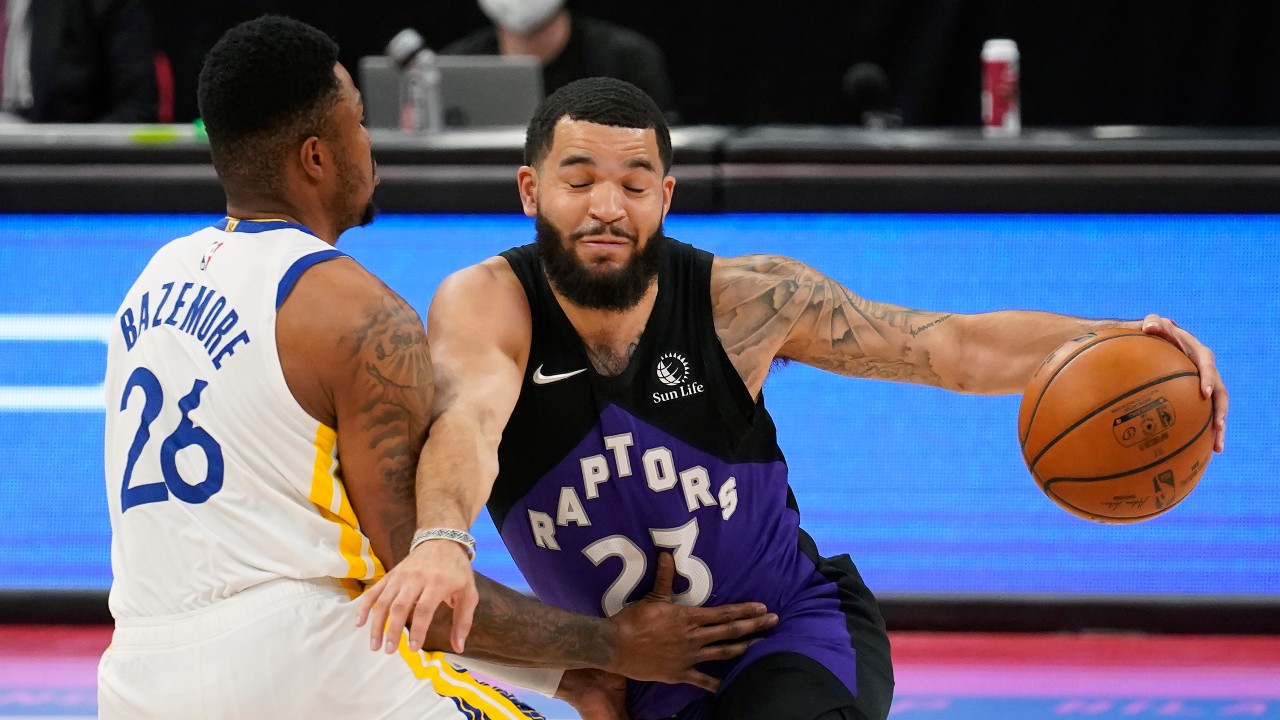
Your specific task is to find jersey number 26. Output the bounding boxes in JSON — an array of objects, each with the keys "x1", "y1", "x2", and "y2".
[{"x1": 118, "y1": 366, "x2": 225, "y2": 512}]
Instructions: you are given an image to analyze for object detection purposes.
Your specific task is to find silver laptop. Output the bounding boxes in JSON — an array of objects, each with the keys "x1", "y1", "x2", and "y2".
[{"x1": 359, "y1": 54, "x2": 543, "y2": 130}]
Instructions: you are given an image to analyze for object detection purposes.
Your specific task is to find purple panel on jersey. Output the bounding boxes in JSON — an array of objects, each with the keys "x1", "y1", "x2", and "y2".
[{"x1": 498, "y1": 404, "x2": 858, "y2": 720}]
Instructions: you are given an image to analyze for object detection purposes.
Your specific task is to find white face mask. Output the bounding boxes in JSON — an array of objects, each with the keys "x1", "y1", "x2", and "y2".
[{"x1": 477, "y1": 0, "x2": 565, "y2": 35}]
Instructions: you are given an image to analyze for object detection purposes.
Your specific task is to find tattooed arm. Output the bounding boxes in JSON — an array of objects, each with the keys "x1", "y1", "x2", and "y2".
[
  {"x1": 277, "y1": 257, "x2": 427, "y2": 570},
  {"x1": 282, "y1": 259, "x2": 777, "y2": 692},
  {"x1": 443, "y1": 553, "x2": 778, "y2": 696},
  {"x1": 709, "y1": 254, "x2": 1137, "y2": 396}
]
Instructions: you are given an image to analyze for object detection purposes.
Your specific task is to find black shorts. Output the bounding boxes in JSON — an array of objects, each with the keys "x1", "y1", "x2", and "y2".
[{"x1": 705, "y1": 551, "x2": 895, "y2": 720}]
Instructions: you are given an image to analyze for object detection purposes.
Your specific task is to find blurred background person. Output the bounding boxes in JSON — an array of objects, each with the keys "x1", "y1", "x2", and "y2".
[
  {"x1": 1, "y1": 0, "x2": 159, "y2": 123},
  {"x1": 136, "y1": 1, "x2": 1280, "y2": 128},
  {"x1": 442, "y1": 0, "x2": 679, "y2": 122}
]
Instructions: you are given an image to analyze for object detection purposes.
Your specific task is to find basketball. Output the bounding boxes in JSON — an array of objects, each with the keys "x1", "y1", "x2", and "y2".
[{"x1": 1018, "y1": 328, "x2": 1214, "y2": 524}]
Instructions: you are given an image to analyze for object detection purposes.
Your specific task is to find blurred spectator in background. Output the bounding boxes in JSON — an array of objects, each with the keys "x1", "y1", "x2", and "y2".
[
  {"x1": 1, "y1": 0, "x2": 158, "y2": 123},
  {"x1": 443, "y1": 0, "x2": 679, "y2": 122}
]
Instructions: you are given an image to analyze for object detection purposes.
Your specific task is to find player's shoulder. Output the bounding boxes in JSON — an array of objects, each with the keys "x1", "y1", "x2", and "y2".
[
  {"x1": 434, "y1": 255, "x2": 524, "y2": 308},
  {"x1": 711, "y1": 253, "x2": 813, "y2": 284},
  {"x1": 284, "y1": 254, "x2": 419, "y2": 334},
  {"x1": 427, "y1": 256, "x2": 531, "y2": 348}
]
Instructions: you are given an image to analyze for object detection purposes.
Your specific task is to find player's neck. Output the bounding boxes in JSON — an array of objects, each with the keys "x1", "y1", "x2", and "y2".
[
  {"x1": 552, "y1": 278, "x2": 658, "y2": 354},
  {"x1": 224, "y1": 202, "x2": 340, "y2": 246},
  {"x1": 496, "y1": 10, "x2": 570, "y2": 64}
]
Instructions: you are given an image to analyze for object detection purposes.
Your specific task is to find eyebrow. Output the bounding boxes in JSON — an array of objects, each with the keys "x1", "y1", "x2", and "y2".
[
  {"x1": 559, "y1": 154, "x2": 595, "y2": 169},
  {"x1": 626, "y1": 157, "x2": 657, "y2": 173},
  {"x1": 558, "y1": 154, "x2": 657, "y2": 173}
]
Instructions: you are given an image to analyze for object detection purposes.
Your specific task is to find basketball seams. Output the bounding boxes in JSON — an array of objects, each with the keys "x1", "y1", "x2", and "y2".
[
  {"x1": 1027, "y1": 370, "x2": 1200, "y2": 472},
  {"x1": 1040, "y1": 406, "x2": 1212, "y2": 486},
  {"x1": 1054, "y1": 491, "x2": 1193, "y2": 524},
  {"x1": 1018, "y1": 330, "x2": 1154, "y2": 449}
]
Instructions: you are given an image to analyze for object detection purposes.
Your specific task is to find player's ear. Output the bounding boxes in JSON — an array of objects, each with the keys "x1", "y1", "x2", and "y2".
[
  {"x1": 517, "y1": 166, "x2": 539, "y2": 218},
  {"x1": 298, "y1": 136, "x2": 326, "y2": 183}
]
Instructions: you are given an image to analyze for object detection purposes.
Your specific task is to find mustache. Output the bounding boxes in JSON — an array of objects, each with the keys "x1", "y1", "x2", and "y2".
[{"x1": 570, "y1": 223, "x2": 637, "y2": 243}]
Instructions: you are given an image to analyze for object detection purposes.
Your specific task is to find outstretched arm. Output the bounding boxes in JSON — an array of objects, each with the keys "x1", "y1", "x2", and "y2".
[
  {"x1": 356, "y1": 258, "x2": 530, "y2": 655},
  {"x1": 355, "y1": 256, "x2": 783, "y2": 681},
  {"x1": 710, "y1": 254, "x2": 1226, "y2": 447}
]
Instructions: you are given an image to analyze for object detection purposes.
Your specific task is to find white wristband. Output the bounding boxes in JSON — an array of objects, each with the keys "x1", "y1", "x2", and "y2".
[{"x1": 409, "y1": 528, "x2": 476, "y2": 560}]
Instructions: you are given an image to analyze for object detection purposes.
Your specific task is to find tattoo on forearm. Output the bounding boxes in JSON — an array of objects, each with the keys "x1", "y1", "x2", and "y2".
[
  {"x1": 464, "y1": 575, "x2": 613, "y2": 668},
  {"x1": 713, "y1": 255, "x2": 947, "y2": 388},
  {"x1": 910, "y1": 314, "x2": 953, "y2": 337},
  {"x1": 345, "y1": 293, "x2": 433, "y2": 507}
]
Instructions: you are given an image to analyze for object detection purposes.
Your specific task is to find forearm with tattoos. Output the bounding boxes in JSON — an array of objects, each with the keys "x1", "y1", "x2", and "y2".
[
  {"x1": 416, "y1": 574, "x2": 615, "y2": 669},
  {"x1": 711, "y1": 254, "x2": 1135, "y2": 396},
  {"x1": 462, "y1": 575, "x2": 616, "y2": 668}
]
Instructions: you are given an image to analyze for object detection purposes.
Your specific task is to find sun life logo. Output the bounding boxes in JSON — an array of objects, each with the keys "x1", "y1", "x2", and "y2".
[
  {"x1": 652, "y1": 351, "x2": 705, "y2": 404},
  {"x1": 656, "y1": 352, "x2": 690, "y2": 387}
]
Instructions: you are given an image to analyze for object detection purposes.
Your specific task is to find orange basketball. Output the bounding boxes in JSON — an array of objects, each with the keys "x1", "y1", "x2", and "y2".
[{"x1": 1017, "y1": 328, "x2": 1213, "y2": 524}]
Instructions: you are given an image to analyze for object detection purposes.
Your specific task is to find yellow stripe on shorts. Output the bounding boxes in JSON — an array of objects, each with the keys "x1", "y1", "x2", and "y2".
[
  {"x1": 308, "y1": 424, "x2": 384, "y2": 583},
  {"x1": 396, "y1": 640, "x2": 538, "y2": 720}
]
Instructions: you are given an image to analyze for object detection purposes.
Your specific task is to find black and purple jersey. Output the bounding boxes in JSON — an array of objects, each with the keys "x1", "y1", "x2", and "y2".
[{"x1": 492, "y1": 240, "x2": 892, "y2": 720}]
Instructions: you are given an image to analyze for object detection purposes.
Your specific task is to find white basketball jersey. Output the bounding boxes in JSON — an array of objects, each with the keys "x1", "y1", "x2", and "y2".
[{"x1": 104, "y1": 218, "x2": 384, "y2": 619}]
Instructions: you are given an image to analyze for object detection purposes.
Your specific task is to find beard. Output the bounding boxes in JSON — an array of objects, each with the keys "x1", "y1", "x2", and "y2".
[
  {"x1": 357, "y1": 153, "x2": 378, "y2": 227},
  {"x1": 337, "y1": 148, "x2": 378, "y2": 230},
  {"x1": 356, "y1": 199, "x2": 376, "y2": 228},
  {"x1": 535, "y1": 212, "x2": 665, "y2": 312}
]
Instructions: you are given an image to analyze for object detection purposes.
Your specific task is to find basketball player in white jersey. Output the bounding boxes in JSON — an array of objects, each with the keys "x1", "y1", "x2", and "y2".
[{"x1": 98, "y1": 16, "x2": 777, "y2": 719}]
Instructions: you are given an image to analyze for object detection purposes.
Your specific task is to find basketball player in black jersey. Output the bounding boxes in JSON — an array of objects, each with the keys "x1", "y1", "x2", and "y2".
[{"x1": 365, "y1": 78, "x2": 1228, "y2": 720}]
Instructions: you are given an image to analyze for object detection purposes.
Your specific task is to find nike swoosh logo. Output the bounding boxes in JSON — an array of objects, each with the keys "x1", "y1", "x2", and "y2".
[{"x1": 532, "y1": 364, "x2": 587, "y2": 385}]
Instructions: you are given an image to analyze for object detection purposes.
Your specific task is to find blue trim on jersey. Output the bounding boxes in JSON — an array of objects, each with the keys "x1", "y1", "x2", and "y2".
[
  {"x1": 276, "y1": 249, "x2": 346, "y2": 309},
  {"x1": 446, "y1": 696, "x2": 483, "y2": 720},
  {"x1": 214, "y1": 217, "x2": 318, "y2": 237}
]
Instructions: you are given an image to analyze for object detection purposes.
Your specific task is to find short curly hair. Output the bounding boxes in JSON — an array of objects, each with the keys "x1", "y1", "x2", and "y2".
[
  {"x1": 197, "y1": 15, "x2": 341, "y2": 200},
  {"x1": 524, "y1": 77, "x2": 672, "y2": 173}
]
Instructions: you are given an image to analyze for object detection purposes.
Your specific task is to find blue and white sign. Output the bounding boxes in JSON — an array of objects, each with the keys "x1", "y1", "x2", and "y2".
[{"x1": 1, "y1": 213, "x2": 1275, "y2": 597}]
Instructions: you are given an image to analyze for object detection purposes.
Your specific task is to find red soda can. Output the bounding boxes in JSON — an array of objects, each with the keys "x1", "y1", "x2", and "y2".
[{"x1": 982, "y1": 39, "x2": 1020, "y2": 137}]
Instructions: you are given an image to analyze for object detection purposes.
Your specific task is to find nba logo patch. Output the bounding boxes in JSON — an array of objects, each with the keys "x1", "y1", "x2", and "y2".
[{"x1": 200, "y1": 241, "x2": 225, "y2": 270}]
